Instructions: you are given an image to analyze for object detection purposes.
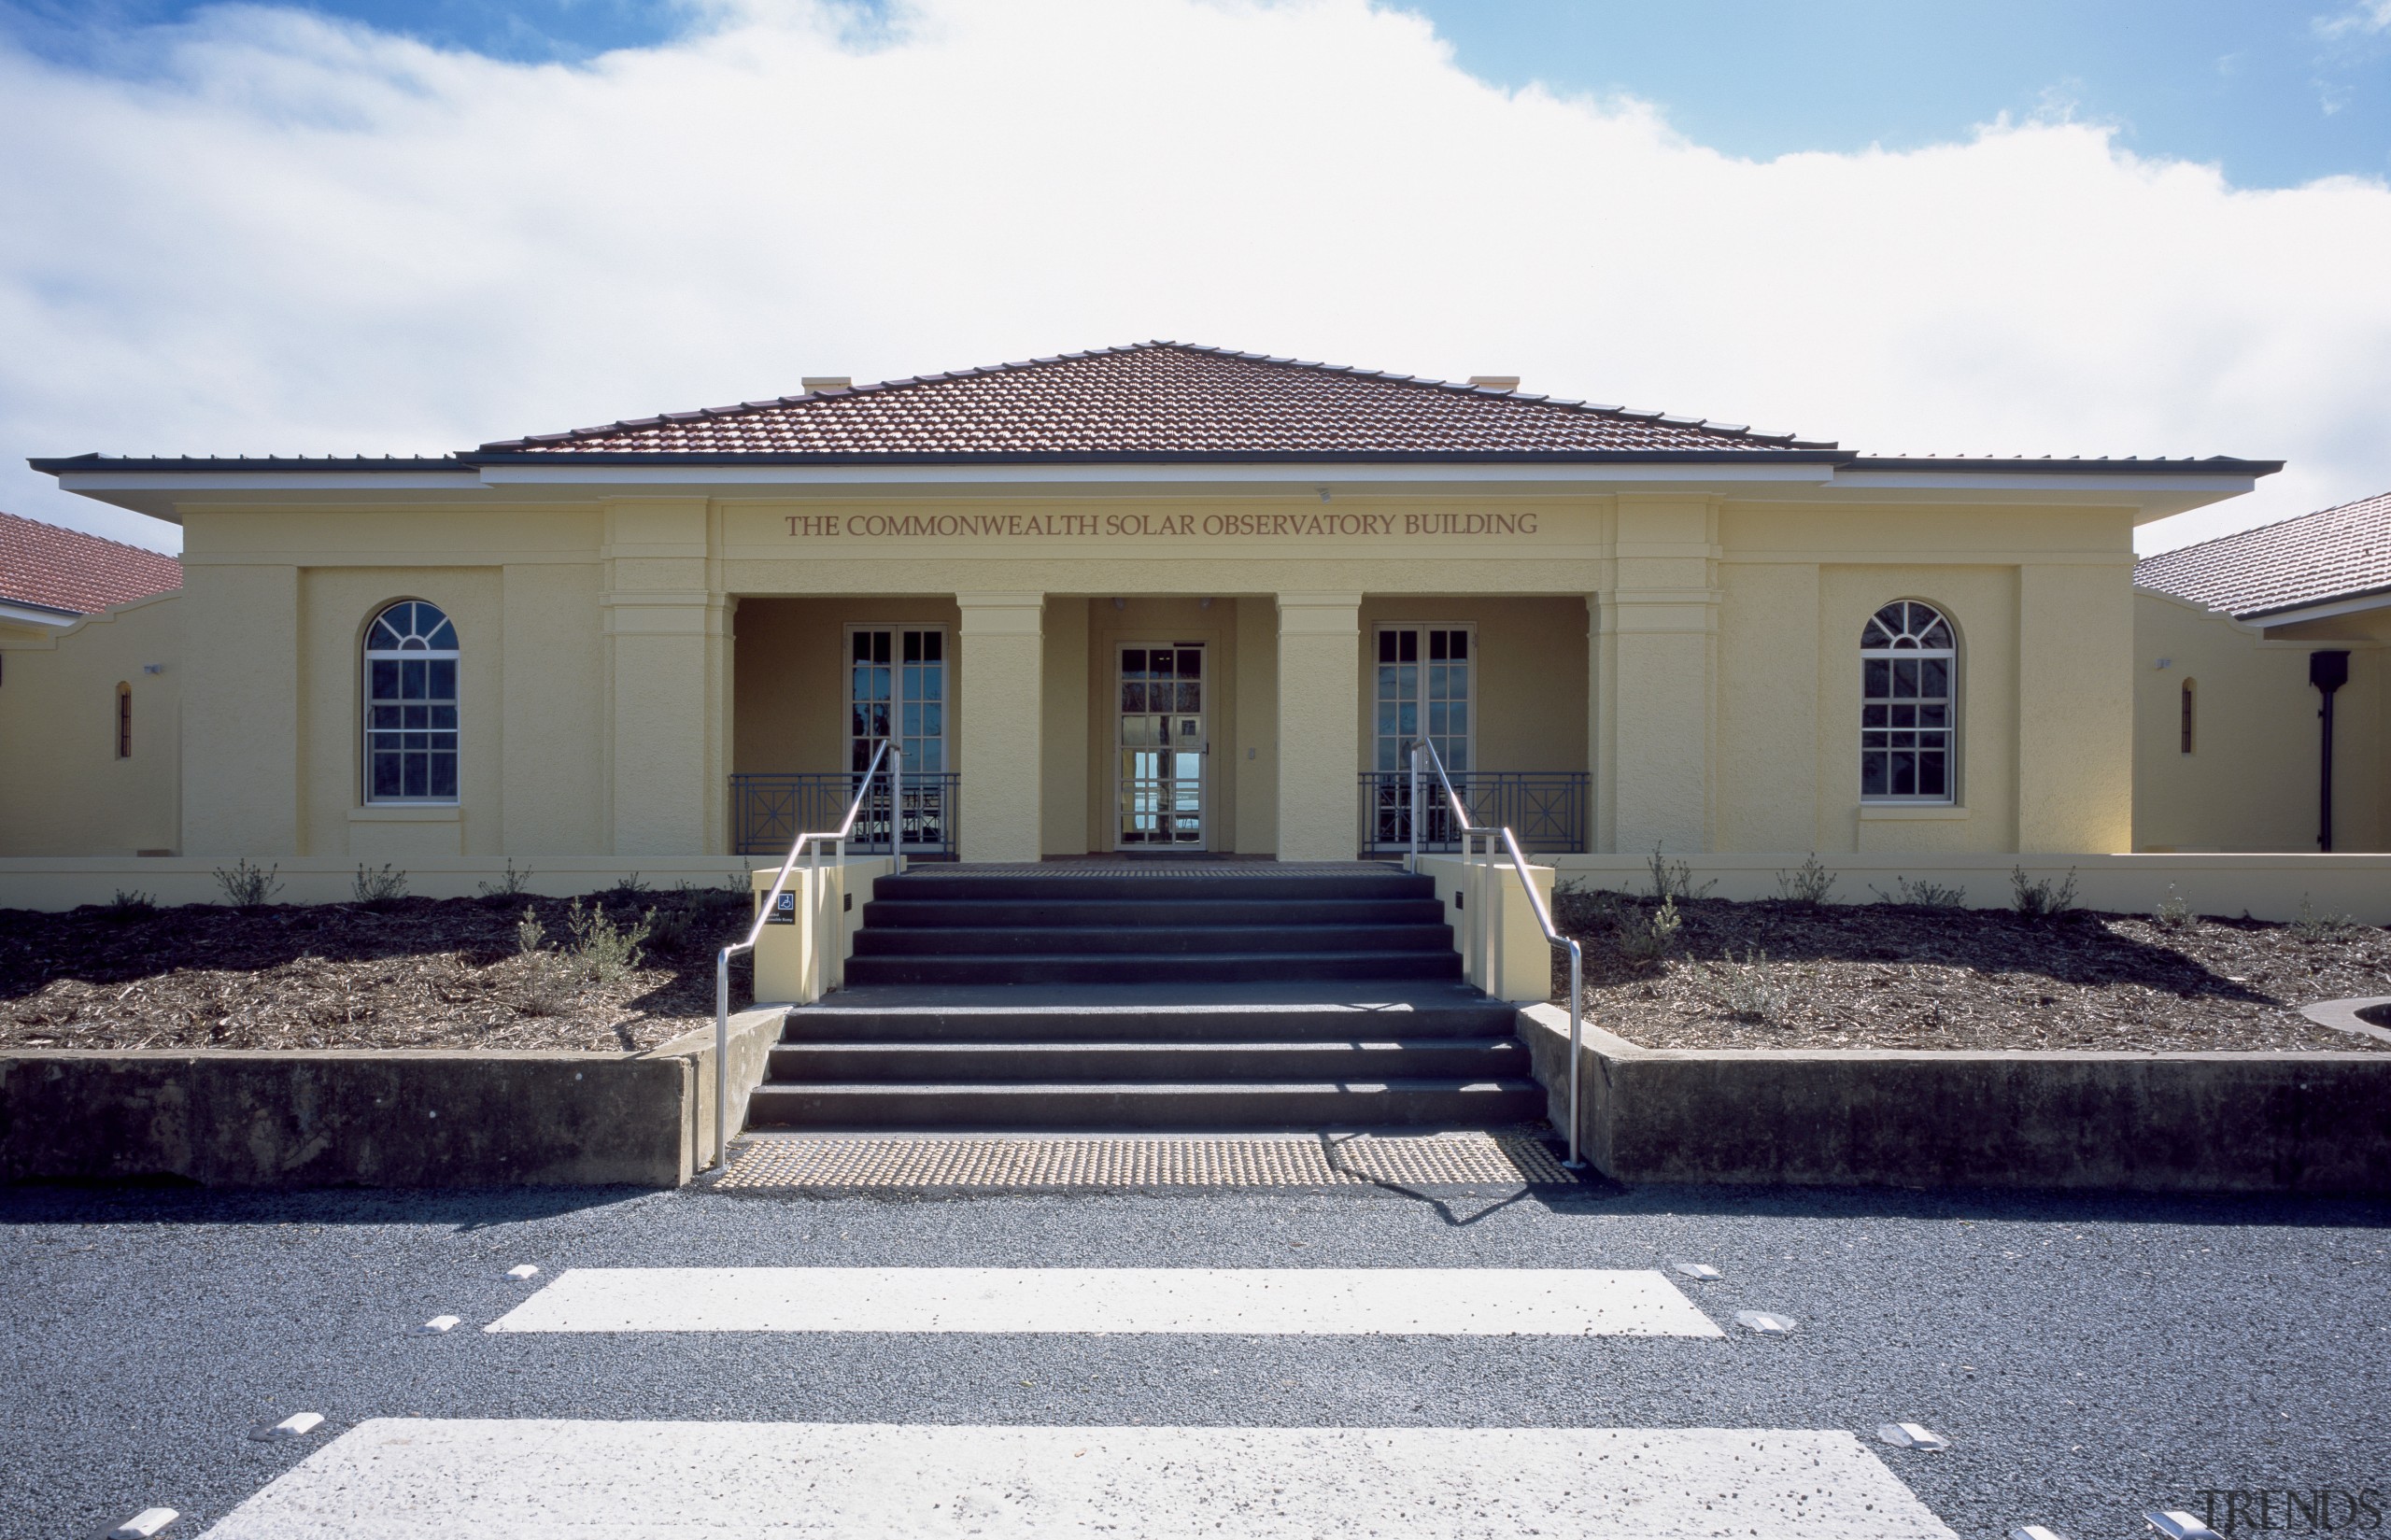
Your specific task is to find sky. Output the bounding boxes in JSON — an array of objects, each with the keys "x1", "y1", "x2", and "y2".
[{"x1": 2, "y1": 0, "x2": 2387, "y2": 558}]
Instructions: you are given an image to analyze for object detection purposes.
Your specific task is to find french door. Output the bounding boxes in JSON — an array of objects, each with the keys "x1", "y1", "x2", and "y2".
[
  {"x1": 1116, "y1": 643, "x2": 1207, "y2": 848},
  {"x1": 847, "y1": 626, "x2": 946, "y2": 850},
  {"x1": 1370, "y1": 624, "x2": 1474, "y2": 846}
]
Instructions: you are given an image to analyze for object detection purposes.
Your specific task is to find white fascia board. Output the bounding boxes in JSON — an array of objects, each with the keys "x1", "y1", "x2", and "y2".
[
  {"x1": 1830, "y1": 469, "x2": 2260, "y2": 496},
  {"x1": 470, "y1": 460, "x2": 1841, "y2": 490},
  {"x1": 0, "y1": 599, "x2": 78, "y2": 629},
  {"x1": 2247, "y1": 591, "x2": 2391, "y2": 629}
]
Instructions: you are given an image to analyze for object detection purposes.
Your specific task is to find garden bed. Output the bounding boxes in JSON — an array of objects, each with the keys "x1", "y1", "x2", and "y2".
[
  {"x1": 0, "y1": 881, "x2": 758, "y2": 1054},
  {"x1": 1551, "y1": 882, "x2": 2391, "y2": 1053}
]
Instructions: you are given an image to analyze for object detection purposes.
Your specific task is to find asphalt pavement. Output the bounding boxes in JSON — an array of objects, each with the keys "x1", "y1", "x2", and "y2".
[{"x1": 3, "y1": 1176, "x2": 2384, "y2": 1537}]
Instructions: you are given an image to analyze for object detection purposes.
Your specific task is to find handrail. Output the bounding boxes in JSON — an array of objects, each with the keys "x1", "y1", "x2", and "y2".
[
  {"x1": 710, "y1": 740, "x2": 901, "y2": 1174},
  {"x1": 1409, "y1": 739, "x2": 1586, "y2": 1170}
]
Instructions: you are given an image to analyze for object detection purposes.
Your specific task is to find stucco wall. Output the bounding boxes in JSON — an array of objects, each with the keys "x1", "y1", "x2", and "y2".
[
  {"x1": 2132, "y1": 591, "x2": 2387, "y2": 853},
  {"x1": 7, "y1": 486, "x2": 2200, "y2": 865},
  {"x1": 0, "y1": 592, "x2": 182, "y2": 857}
]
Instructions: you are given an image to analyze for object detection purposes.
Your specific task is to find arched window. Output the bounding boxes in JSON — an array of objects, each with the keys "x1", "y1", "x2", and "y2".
[
  {"x1": 363, "y1": 600, "x2": 459, "y2": 802},
  {"x1": 1860, "y1": 600, "x2": 1955, "y2": 802}
]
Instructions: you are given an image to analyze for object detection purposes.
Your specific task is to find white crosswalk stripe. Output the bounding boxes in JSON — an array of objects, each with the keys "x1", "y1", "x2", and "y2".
[
  {"x1": 482, "y1": 1265, "x2": 1726, "y2": 1336},
  {"x1": 201, "y1": 1420, "x2": 1959, "y2": 1539}
]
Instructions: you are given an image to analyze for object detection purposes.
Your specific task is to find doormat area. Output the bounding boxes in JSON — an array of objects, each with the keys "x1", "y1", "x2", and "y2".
[{"x1": 708, "y1": 1132, "x2": 1581, "y2": 1192}]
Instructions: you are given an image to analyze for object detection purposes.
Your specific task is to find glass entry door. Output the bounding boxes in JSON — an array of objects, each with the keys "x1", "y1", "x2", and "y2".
[
  {"x1": 847, "y1": 626, "x2": 946, "y2": 851},
  {"x1": 1116, "y1": 643, "x2": 1206, "y2": 848}
]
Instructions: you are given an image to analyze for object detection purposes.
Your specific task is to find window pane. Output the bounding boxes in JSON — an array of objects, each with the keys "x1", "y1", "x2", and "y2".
[
  {"x1": 431, "y1": 754, "x2": 458, "y2": 798},
  {"x1": 1918, "y1": 755, "x2": 1946, "y2": 797},
  {"x1": 1177, "y1": 683, "x2": 1200, "y2": 712},
  {"x1": 903, "y1": 630, "x2": 922, "y2": 664},
  {"x1": 1429, "y1": 630, "x2": 1448, "y2": 662},
  {"x1": 1397, "y1": 630, "x2": 1417, "y2": 662},
  {"x1": 1378, "y1": 631, "x2": 1396, "y2": 663},
  {"x1": 921, "y1": 630, "x2": 941, "y2": 662},
  {"x1": 1122, "y1": 683, "x2": 1145, "y2": 712},
  {"x1": 403, "y1": 756, "x2": 428, "y2": 798},
  {"x1": 429, "y1": 658, "x2": 457, "y2": 699},
  {"x1": 1922, "y1": 658, "x2": 1948, "y2": 696},
  {"x1": 1178, "y1": 649, "x2": 1200, "y2": 678},
  {"x1": 373, "y1": 753, "x2": 402, "y2": 796},
  {"x1": 1892, "y1": 659, "x2": 1918, "y2": 696},
  {"x1": 401, "y1": 659, "x2": 427, "y2": 699},
  {"x1": 918, "y1": 664, "x2": 941, "y2": 701},
  {"x1": 921, "y1": 703, "x2": 941, "y2": 737},
  {"x1": 1122, "y1": 648, "x2": 1146, "y2": 676},
  {"x1": 1863, "y1": 659, "x2": 1889, "y2": 698},
  {"x1": 427, "y1": 619, "x2": 457, "y2": 649}
]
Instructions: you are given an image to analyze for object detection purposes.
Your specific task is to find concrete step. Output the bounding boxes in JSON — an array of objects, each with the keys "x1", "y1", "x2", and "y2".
[
  {"x1": 870, "y1": 871, "x2": 1431, "y2": 904},
  {"x1": 841, "y1": 951, "x2": 1465, "y2": 986},
  {"x1": 743, "y1": 1078, "x2": 1551, "y2": 1131},
  {"x1": 768, "y1": 1038, "x2": 1533, "y2": 1084},
  {"x1": 859, "y1": 897, "x2": 1450, "y2": 928},
  {"x1": 782, "y1": 999, "x2": 1521, "y2": 1045},
  {"x1": 849, "y1": 924, "x2": 1457, "y2": 958}
]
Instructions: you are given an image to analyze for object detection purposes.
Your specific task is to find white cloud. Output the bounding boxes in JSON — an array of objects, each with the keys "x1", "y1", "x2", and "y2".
[
  {"x1": 4, "y1": 0, "x2": 2389, "y2": 556},
  {"x1": 2314, "y1": 0, "x2": 2391, "y2": 39}
]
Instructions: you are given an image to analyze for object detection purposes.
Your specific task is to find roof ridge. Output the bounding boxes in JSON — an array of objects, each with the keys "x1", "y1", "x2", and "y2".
[{"x1": 480, "y1": 342, "x2": 1833, "y2": 454}]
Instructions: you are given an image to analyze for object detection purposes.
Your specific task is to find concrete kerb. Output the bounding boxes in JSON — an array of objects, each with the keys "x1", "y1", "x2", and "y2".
[
  {"x1": 0, "y1": 1004, "x2": 788, "y2": 1190},
  {"x1": 1516, "y1": 1002, "x2": 2391, "y2": 1195}
]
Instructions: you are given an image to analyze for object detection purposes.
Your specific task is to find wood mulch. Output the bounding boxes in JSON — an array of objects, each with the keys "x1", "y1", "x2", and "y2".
[
  {"x1": 1551, "y1": 889, "x2": 2391, "y2": 1053},
  {"x1": 0, "y1": 886, "x2": 760, "y2": 1054}
]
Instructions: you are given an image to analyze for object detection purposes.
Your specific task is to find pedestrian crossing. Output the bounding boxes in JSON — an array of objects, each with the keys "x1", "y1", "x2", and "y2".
[
  {"x1": 200, "y1": 1421, "x2": 1958, "y2": 1538},
  {"x1": 195, "y1": 1263, "x2": 1959, "y2": 1539},
  {"x1": 482, "y1": 1265, "x2": 1725, "y2": 1336}
]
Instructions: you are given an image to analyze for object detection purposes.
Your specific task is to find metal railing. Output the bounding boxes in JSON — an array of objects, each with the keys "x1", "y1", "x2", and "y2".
[
  {"x1": 1408, "y1": 739, "x2": 1587, "y2": 1169},
  {"x1": 1360, "y1": 770, "x2": 1587, "y2": 855},
  {"x1": 712, "y1": 741, "x2": 903, "y2": 1173},
  {"x1": 731, "y1": 771, "x2": 957, "y2": 858}
]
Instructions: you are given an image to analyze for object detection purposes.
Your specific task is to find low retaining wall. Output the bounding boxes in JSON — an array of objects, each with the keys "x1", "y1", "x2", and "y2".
[
  {"x1": 0, "y1": 1006, "x2": 786, "y2": 1189},
  {"x1": 1519, "y1": 1004, "x2": 2391, "y2": 1194},
  {"x1": 1543, "y1": 853, "x2": 2391, "y2": 926}
]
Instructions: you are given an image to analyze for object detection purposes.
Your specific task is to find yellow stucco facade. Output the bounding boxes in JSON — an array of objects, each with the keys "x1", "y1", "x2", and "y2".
[{"x1": 4, "y1": 476, "x2": 2244, "y2": 869}]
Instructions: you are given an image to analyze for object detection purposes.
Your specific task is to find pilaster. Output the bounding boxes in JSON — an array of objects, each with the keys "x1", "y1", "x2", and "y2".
[
  {"x1": 601, "y1": 499, "x2": 727, "y2": 855},
  {"x1": 1275, "y1": 592, "x2": 1362, "y2": 862},
  {"x1": 1593, "y1": 498, "x2": 1719, "y2": 855},
  {"x1": 956, "y1": 591, "x2": 1046, "y2": 863}
]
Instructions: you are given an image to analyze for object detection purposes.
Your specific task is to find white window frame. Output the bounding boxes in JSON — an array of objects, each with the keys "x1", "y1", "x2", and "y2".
[
  {"x1": 844, "y1": 624, "x2": 948, "y2": 778},
  {"x1": 1373, "y1": 622, "x2": 1478, "y2": 776},
  {"x1": 1112, "y1": 639, "x2": 1210, "y2": 851},
  {"x1": 1859, "y1": 600, "x2": 1957, "y2": 804},
  {"x1": 362, "y1": 600, "x2": 460, "y2": 805}
]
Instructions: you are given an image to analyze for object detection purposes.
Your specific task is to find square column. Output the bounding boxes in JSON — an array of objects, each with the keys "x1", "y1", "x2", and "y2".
[
  {"x1": 1275, "y1": 592, "x2": 1362, "y2": 862},
  {"x1": 956, "y1": 592, "x2": 1045, "y2": 863}
]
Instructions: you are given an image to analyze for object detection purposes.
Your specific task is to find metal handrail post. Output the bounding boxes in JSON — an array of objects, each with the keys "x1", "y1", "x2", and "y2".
[
  {"x1": 710, "y1": 740, "x2": 893, "y2": 1176},
  {"x1": 1408, "y1": 742, "x2": 1422, "y2": 873},
  {"x1": 891, "y1": 745, "x2": 906, "y2": 875}
]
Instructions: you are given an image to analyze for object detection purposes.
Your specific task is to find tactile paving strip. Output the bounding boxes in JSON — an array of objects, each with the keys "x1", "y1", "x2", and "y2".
[{"x1": 712, "y1": 1133, "x2": 1579, "y2": 1191}]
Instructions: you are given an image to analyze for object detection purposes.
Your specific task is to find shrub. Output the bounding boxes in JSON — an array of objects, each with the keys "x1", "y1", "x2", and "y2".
[
  {"x1": 213, "y1": 858, "x2": 281, "y2": 911},
  {"x1": 1700, "y1": 946, "x2": 1790, "y2": 1023},
  {"x1": 2153, "y1": 883, "x2": 2194, "y2": 932},
  {"x1": 478, "y1": 860, "x2": 532, "y2": 906},
  {"x1": 103, "y1": 888, "x2": 157, "y2": 923},
  {"x1": 1870, "y1": 876, "x2": 1968, "y2": 909},
  {"x1": 2010, "y1": 866, "x2": 2079, "y2": 923},
  {"x1": 353, "y1": 863, "x2": 408, "y2": 911},
  {"x1": 2292, "y1": 896, "x2": 2358, "y2": 940},
  {"x1": 1773, "y1": 855, "x2": 1838, "y2": 905},
  {"x1": 517, "y1": 905, "x2": 547, "y2": 957},
  {"x1": 563, "y1": 896, "x2": 651, "y2": 982},
  {"x1": 1615, "y1": 894, "x2": 1684, "y2": 963},
  {"x1": 645, "y1": 906, "x2": 695, "y2": 954},
  {"x1": 1645, "y1": 843, "x2": 1716, "y2": 902},
  {"x1": 609, "y1": 871, "x2": 649, "y2": 898}
]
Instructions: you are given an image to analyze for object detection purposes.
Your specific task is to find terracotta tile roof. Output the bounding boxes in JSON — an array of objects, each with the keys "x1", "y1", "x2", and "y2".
[
  {"x1": 2133, "y1": 490, "x2": 2391, "y2": 620},
  {"x1": 477, "y1": 342, "x2": 1838, "y2": 459},
  {"x1": 0, "y1": 510, "x2": 182, "y2": 616}
]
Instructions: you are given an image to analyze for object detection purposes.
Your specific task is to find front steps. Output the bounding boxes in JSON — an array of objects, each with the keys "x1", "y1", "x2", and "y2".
[{"x1": 745, "y1": 868, "x2": 1548, "y2": 1134}]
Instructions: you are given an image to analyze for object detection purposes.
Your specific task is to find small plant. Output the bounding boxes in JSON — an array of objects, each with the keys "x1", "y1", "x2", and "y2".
[
  {"x1": 609, "y1": 871, "x2": 649, "y2": 898},
  {"x1": 2153, "y1": 883, "x2": 2194, "y2": 932},
  {"x1": 517, "y1": 905, "x2": 547, "y2": 957},
  {"x1": 1701, "y1": 946, "x2": 1790, "y2": 1024},
  {"x1": 212, "y1": 858, "x2": 281, "y2": 911},
  {"x1": 644, "y1": 906, "x2": 695, "y2": 954},
  {"x1": 1645, "y1": 843, "x2": 1716, "y2": 903},
  {"x1": 1773, "y1": 854, "x2": 1838, "y2": 906},
  {"x1": 478, "y1": 859, "x2": 533, "y2": 905},
  {"x1": 563, "y1": 896, "x2": 652, "y2": 982},
  {"x1": 1615, "y1": 894, "x2": 1684, "y2": 963},
  {"x1": 103, "y1": 888, "x2": 157, "y2": 923},
  {"x1": 2292, "y1": 896, "x2": 2357, "y2": 940},
  {"x1": 353, "y1": 863, "x2": 409, "y2": 911},
  {"x1": 2010, "y1": 866, "x2": 2079, "y2": 923},
  {"x1": 1869, "y1": 876, "x2": 1969, "y2": 908}
]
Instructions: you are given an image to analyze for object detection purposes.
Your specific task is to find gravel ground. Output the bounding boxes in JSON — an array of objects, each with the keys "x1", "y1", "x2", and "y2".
[
  {"x1": 0, "y1": 886, "x2": 758, "y2": 1053},
  {"x1": 1553, "y1": 888, "x2": 2391, "y2": 1053},
  {"x1": 2, "y1": 1181, "x2": 2384, "y2": 1538}
]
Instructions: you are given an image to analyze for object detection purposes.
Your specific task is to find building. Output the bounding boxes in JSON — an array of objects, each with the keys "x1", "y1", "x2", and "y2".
[
  {"x1": 5, "y1": 343, "x2": 2285, "y2": 876},
  {"x1": 0, "y1": 512, "x2": 183, "y2": 858},
  {"x1": 2133, "y1": 491, "x2": 2390, "y2": 854}
]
